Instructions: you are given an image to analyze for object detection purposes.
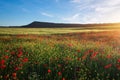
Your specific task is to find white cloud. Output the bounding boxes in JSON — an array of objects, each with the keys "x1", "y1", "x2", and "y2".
[
  {"x1": 22, "y1": 8, "x2": 29, "y2": 13},
  {"x1": 87, "y1": 10, "x2": 120, "y2": 23},
  {"x1": 70, "y1": 0, "x2": 81, "y2": 3},
  {"x1": 67, "y1": 0, "x2": 120, "y2": 23},
  {"x1": 89, "y1": 0, "x2": 120, "y2": 23},
  {"x1": 104, "y1": 0, "x2": 120, "y2": 6},
  {"x1": 41, "y1": 12, "x2": 54, "y2": 17},
  {"x1": 62, "y1": 13, "x2": 81, "y2": 23}
]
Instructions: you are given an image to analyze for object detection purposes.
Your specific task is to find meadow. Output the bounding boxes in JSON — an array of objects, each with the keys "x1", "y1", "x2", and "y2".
[{"x1": 0, "y1": 27, "x2": 120, "y2": 80}]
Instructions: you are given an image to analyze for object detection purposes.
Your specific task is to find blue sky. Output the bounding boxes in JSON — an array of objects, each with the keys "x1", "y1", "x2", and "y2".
[{"x1": 0, "y1": 0, "x2": 120, "y2": 26}]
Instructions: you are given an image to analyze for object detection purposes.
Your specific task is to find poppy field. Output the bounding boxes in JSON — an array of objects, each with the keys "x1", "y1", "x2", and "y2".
[{"x1": 0, "y1": 28, "x2": 120, "y2": 80}]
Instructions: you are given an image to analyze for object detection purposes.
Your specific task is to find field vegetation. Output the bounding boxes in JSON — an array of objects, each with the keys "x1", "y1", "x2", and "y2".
[{"x1": 0, "y1": 27, "x2": 120, "y2": 80}]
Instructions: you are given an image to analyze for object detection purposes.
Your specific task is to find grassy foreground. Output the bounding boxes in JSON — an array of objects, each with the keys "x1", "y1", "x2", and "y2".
[
  {"x1": 0, "y1": 27, "x2": 120, "y2": 34},
  {"x1": 0, "y1": 28, "x2": 120, "y2": 80}
]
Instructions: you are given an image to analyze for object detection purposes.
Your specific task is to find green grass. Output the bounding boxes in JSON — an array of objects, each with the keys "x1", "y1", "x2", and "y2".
[{"x1": 0, "y1": 27, "x2": 120, "y2": 35}]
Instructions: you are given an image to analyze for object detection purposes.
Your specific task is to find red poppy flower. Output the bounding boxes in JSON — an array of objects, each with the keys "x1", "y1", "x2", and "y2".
[
  {"x1": 77, "y1": 57, "x2": 80, "y2": 61},
  {"x1": 104, "y1": 64, "x2": 112, "y2": 69},
  {"x1": 19, "y1": 64, "x2": 23, "y2": 67},
  {"x1": 106, "y1": 55, "x2": 111, "y2": 59},
  {"x1": 17, "y1": 51, "x2": 22, "y2": 58},
  {"x1": 22, "y1": 58, "x2": 28, "y2": 63},
  {"x1": 91, "y1": 52, "x2": 98, "y2": 59},
  {"x1": 58, "y1": 64, "x2": 61, "y2": 67},
  {"x1": 4, "y1": 55, "x2": 9, "y2": 59},
  {"x1": 15, "y1": 67, "x2": 19, "y2": 71},
  {"x1": 58, "y1": 72, "x2": 62, "y2": 76},
  {"x1": 116, "y1": 64, "x2": 120, "y2": 70},
  {"x1": 10, "y1": 51, "x2": 15, "y2": 55},
  {"x1": 62, "y1": 77, "x2": 65, "y2": 80},
  {"x1": 0, "y1": 65, "x2": 6, "y2": 69},
  {"x1": 0, "y1": 59, "x2": 6, "y2": 69},
  {"x1": 5, "y1": 50, "x2": 9, "y2": 52},
  {"x1": 48, "y1": 69, "x2": 51, "y2": 73},
  {"x1": 0, "y1": 59, "x2": 5, "y2": 65},
  {"x1": 117, "y1": 59, "x2": 120, "y2": 63},
  {"x1": 12, "y1": 72, "x2": 17, "y2": 77}
]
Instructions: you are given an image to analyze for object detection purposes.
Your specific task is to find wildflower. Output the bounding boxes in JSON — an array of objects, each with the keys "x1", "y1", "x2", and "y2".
[
  {"x1": 19, "y1": 64, "x2": 23, "y2": 67},
  {"x1": 82, "y1": 55, "x2": 87, "y2": 60},
  {"x1": 17, "y1": 51, "x2": 22, "y2": 58},
  {"x1": 4, "y1": 55, "x2": 9, "y2": 59},
  {"x1": 58, "y1": 72, "x2": 62, "y2": 76},
  {"x1": 15, "y1": 67, "x2": 19, "y2": 71},
  {"x1": 62, "y1": 77, "x2": 65, "y2": 80},
  {"x1": 68, "y1": 44, "x2": 72, "y2": 47},
  {"x1": 77, "y1": 57, "x2": 80, "y2": 61},
  {"x1": 0, "y1": 59, "x2": 6, "y2": 69},
  {"x1": 58, "y1": 64, "x2": 61, "y2": 67},
  {"x1": 116, "y1": 64, "x2": 120, "y2": 70},
  {"x1": 88, "y1": 50, "x2": 94, "y2": 53},
  {"x1": 0, "y1": 59, "x2": 5, "y2": 65},
  {"x1": 10, "y1": 51, "x2": 15, "y2": 55},
  {"x1": 19, "y1": 50, "x2": 23, "y2": 54},
  {"x1": 22, "y1": 58, "x2": 28, "y2": 63},
  {"x1": 106, "y1": 55, "x2": 111, "y2": 59},
  {"x1": 12, "y1": 72, "x2": 17, "y2": 78},
  {"x1": 82, "y1": 51, "x2": 89, "y2": 60},
  {"x1": 104, "y1": 64, "x2": 112, "y2": 69},
  {"x1": 77, "y1": 50, "x2": 80, "y2": 53},
  {"x1": 117, "y1": 59, "x2": 120, "y2": 63},
  {"x1": 48, "y1": 69, "x2": 51, "y2": 73},
  {"x1": 5, "y1": 50, "x2": 9, "y2": 52},
  {"x1": 0, "y1": 65, "x2": 6, "y2": 69},
  {"x1": 91, "y1": 52, "x2": 98, "y2": 58}
]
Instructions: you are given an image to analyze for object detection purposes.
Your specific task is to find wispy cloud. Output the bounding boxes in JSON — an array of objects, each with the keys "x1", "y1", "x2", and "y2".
[
  {"x1": 70, "y1": 0, "x2": 81, "y2": 3},
  {"x1": 22, "y1": 8, "x2": 29, "y2": 13},
  {"x1": 62, "y1": 13, "x2": 81, "y2": 23},
  {"x1": 41, "y1": 12, "x2": 54, "y2": 17},
  {"x1": 68, "y1": 0, "x2": 120, "y2": 23},
  {"x1": 88, "y1": 0, "x2": 120, "y2": 23},
  {"x1": 94, "y1": 0, "x2": 120, "y2": 13}
]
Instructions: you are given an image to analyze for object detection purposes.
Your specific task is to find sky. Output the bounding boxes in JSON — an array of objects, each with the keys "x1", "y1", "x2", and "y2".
[{"x1": 0, "y1": 0, "x2": 120, "y2": 26}]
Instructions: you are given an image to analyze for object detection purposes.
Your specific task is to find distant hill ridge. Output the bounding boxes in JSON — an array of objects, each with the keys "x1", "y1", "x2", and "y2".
[
  {"x1": 0, "y1": 21, "x2": 120, "y2": 28},
  {"x1": 22, "y1": 21, "x2": 120, "y2": 28},
  {"x1": 22, "y1": 21, "x2": 83, "y2": 28}
]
